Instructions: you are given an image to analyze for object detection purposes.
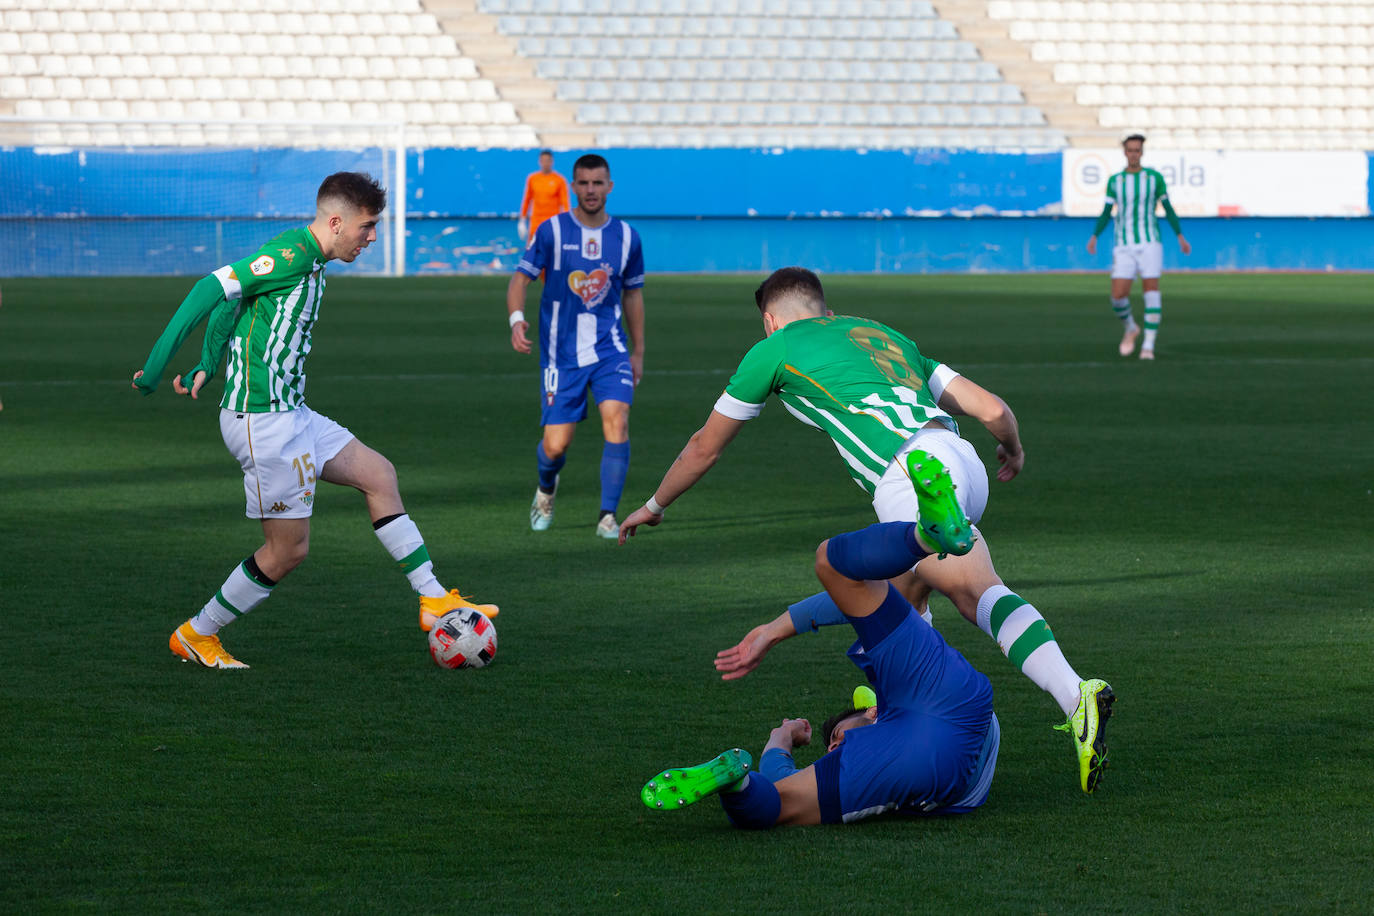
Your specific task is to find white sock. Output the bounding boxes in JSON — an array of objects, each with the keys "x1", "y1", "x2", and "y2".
[
  {"x1": 191, "y1": 560, "x2": 273, "y2": 636},
  {"x1": 374, "y1": 514, "x2": 445, "y2": 597},
  {"x1": 976, "y1": 585, "x2": 1083, "y2": 716},
  {"x1": 1142, "y1": 290, "x2": 1161, "y2": 349},
  {"x1": 1110, "y1": 297, "x2": 1135, "y2": 328}
]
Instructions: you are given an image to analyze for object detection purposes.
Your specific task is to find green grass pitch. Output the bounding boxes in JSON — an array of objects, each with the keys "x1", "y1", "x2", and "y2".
[{"x1": 1, "y1": 273, "x2": 1371, "y2": 913}]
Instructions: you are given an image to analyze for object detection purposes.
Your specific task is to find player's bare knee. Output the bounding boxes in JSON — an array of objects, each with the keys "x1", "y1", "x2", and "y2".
[
  {"x1": 602, "y1": 414, "x2": 629, "y2": 442},
  {"x1": 814, "y1": 539, "x2": 836, "y2": 581}
]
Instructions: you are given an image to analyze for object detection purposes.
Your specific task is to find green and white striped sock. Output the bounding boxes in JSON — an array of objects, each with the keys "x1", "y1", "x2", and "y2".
[
  {"x1": 976, "y1": 585, "x2": 1082, "y2": 716},
  {"x1": 191, "y1": 559, "x2": 274, "y2": 636},
  {"x1": 1142, "y1": 290, "x2": 1162, "y2": 350},
  {"x1": 374, "y1": 514, "x2": 444, "y2": 597},
  {"x1": 1110, "y1": 296, "x2": 1135, "y2": 327}
]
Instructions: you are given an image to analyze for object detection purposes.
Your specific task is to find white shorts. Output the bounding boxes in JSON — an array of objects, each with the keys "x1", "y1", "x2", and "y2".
[
  {"x1": 871, "y1": 428, "x2": 989, "y2": 532},
  {"x1": 1110, "y1": 242, "x2": 1164, "y2": 280},
  {"x1": 219, "y1": 405, "x2": 354, "y2": 519}
]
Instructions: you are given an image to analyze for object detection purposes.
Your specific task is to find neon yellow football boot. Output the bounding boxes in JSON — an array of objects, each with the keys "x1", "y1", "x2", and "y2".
[{"x1": 1055, "y1": 679, "x2": 1115, "y2": 793}]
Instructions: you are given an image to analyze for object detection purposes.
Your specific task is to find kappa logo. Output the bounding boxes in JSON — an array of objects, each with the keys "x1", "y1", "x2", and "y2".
[
  {"x1": 278, "y1": 247, "x2": 296, "y2": 264},
  {"x1": 268, "y1": 501, "x2": 290, "y2": 513},
  {"x1": 250, "y1": 255, "x2": 276, "y2": 276},
  {"x1": 568, "y1": 267, "x2": 610, "y2": 308}
]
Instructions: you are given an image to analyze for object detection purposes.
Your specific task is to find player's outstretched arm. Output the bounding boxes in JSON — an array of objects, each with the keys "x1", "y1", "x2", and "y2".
[
  {"x1": 131, "y1": 275, "x2": 226, "y2": 396},
  {"x1": 715, "y1": 611, "x2": 798, "y2": 680},
  {"x1": 618, "y1": 410, "x2": 746, "y2": 543},
  {"x1": 506, "y1": 272, "x2": 533, "y2": 354},
  {"x1": 937, "y1": 376, "x2": 1024, "y2": 481}
]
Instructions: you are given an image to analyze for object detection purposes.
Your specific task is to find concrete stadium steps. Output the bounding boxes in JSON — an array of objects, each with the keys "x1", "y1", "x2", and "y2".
[
  {"x1": 421, "y1": 0, "x2": 594, "y2": 147},
  {"x1": 932, "y1": 0, "x2": 1101, "y2": 145}
]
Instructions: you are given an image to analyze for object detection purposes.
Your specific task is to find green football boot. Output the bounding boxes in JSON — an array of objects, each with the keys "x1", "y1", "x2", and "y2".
[
  {"x1": 904, "y1": 448, "x2": 975, "y2": 557},
  {"x1": 1054, "y1": 679, "x2": 1115, "y2": 794},
  {"x1": 640, "y1": 748, "x2": 753, "y2": 811}
]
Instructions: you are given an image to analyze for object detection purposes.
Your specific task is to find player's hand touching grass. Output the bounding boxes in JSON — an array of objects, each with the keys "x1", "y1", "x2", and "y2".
[{"x1": 617, "y1": 505, "x2": 664, "y2": 543}]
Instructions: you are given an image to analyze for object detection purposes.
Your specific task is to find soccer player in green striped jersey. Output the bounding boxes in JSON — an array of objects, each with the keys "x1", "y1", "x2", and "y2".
[
  {"x1": 1086, "y1": 134, "x2": 1191, "y2": 360},
  {"x1": 132, "y1": 172, "x2": 497, "y2": 669},
  {"x1": 619, "y1": 267, "x2": 1114, "y2": 794}
]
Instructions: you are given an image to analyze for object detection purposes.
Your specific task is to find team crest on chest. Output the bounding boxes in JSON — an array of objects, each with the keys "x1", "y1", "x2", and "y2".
[{"x1": 583, "y1": 236, "x2": 600, "y2": 259}]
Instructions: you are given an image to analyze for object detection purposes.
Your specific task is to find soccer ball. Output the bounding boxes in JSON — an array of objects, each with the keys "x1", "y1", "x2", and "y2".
[{"x1": 428, "y1": 609, "x2": 498, "y2": 669}]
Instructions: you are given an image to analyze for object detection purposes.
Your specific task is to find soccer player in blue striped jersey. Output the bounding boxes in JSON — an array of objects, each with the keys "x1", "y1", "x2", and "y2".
[
  {"x1": 1086, "y1": 133, "x2": 1191, "y2": 360},
  {"x1": 506, "y1": 154, "x2": 646, "y2": 538},
  {"x1": 640, "y1": 520, "x2": 1003, "y2": 826}
]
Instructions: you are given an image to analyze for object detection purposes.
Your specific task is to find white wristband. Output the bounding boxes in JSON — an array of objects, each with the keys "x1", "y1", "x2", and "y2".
[
  {"x1": 509, "y1": 310, "x2": 525, "y2": 328},
  {"x1": 645, "y1": 495, "x2": 665, "y2": 516}
]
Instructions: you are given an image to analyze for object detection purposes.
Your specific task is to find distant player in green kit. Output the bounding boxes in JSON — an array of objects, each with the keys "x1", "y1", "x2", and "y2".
[
  {"x1": 619, "y1": 267, "x2": 1114, "y2": 794},
  {"x1": 1086, "y1": 133, "x2": 1191, "y2": 360},
  {"x1": 133, "y1": 172, "x2": 497, "y2": 669}
]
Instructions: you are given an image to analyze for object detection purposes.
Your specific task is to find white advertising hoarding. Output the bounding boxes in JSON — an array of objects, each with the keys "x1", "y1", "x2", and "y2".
[{"x1": 1062, "y1": 150, "x2": 1369, "y2": 217}]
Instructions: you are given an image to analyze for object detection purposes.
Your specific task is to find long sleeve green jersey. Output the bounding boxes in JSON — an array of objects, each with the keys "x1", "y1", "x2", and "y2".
[{"x1": 135, "y1": 227, "x2": 328, "y2": 412}]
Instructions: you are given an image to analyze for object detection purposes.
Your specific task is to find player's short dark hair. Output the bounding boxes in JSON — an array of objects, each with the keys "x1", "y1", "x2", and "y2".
[
  {"x1": 316, "y1": 171, "x2": 387, "y2": 215},
  {"x1": 754, "y1": 266, "x2": 826, "y2": 314},
  {"x1": 573, "y1": 153, "x2": 610, "y2": 178},
  {"x1": 1123, "y1": 133, "x2": 1146, "y2": 146},
  {"x1": 820, "y1": 707, "x2": 865, "y2": 749},
  {"x1": 539, "y1": 148, "x2": 554, "y2": 157}
]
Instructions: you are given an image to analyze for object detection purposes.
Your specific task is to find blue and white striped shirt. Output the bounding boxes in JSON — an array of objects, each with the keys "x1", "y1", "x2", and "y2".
[{"x1": 517, "y1": 211, "x2": 645, "y2": 370}]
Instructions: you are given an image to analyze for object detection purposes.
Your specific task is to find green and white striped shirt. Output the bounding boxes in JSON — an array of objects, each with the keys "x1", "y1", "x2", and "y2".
[
  {"x1": 713, "y1": 316, "x2": 960, "y2": 495},
  {"x1": 1104, "y1": 168, "x2": 1170, "y2": 246},
  {"x1": 209, "y1": 227, "x2": 328, "y2": 412}
]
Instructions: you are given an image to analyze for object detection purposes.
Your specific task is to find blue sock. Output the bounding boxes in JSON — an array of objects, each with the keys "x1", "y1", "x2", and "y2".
[
  {"x1": 599, "y1": 439, "x2": 630, "y2": 514},
  {"x1": 825, "y1": 521, "x2": 928, "y2": 581},
  {"x1": 536, "y1": 441, "x2": 564, "y2": 492},
  {"x1": 759, "y1": 748, "x2": 798, "y2": 783},
  {"x1": 787, "y1": 591, "x2": 847, "y2": 634},
  {"x1": 718, "y1": 774, "x2": 781, "y2": 830}
]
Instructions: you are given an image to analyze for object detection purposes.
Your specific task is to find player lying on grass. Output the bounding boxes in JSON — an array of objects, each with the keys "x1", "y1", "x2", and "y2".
[
  {"x1": 620, "y1": 266, "x2": 1113, "y2": 793},
  {"x1": 641, "y1": 489, "x2": 1004, "y2": 825},
  {"x1": 132, "y1": 172, "x2": 495, "y2": 669}
]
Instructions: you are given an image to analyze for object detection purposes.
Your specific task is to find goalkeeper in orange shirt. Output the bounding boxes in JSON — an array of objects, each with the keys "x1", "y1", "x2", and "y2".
[{"x1": 518, "y1": 149, "x2": 570, "y2": 241}]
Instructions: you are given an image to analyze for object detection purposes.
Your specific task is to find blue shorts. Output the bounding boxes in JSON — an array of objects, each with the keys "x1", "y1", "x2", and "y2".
[
  {"x1": 813, "y1": 593, "x2": 996, "y2": 823},
  {"x1": 539, "y1": 358, "x2": 634, "y2": 425}
]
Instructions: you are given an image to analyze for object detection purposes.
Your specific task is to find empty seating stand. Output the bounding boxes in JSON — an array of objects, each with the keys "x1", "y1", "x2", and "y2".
[
  {"x1": 480, "y1": 0, "x2": 1064, "y2": 148},
  {"x1": 0, "y1": 0, "x2": 538, "y2": 147},
  {"x1": 988, "y1": 0, "x2": 1374, "y2": 149}
]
